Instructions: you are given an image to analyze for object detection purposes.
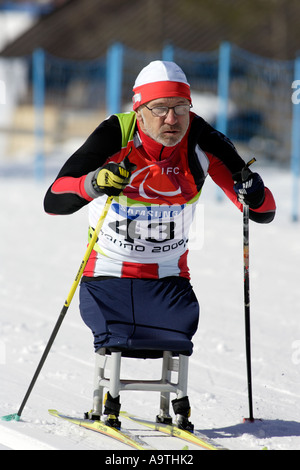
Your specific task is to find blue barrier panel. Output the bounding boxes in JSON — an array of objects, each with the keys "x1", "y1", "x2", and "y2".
[
  {"x1": 162, "y1": 44, "x2": 174, "y2": 62},
  {"x1": 216, "y1": 42, "x2": 231, "y2": 200},
  {"x1": 291, "y1": 56, "x2": 300, "y2": 221},
  {"x1": 216, "y1": 41, "x2": 231, "y2": 136},
  {"x1": 106, "y1": 43, "x2": 124, "y2": 115},
  {"x1": 32, "y1": 48, "x2": 45, "y2": 180}
]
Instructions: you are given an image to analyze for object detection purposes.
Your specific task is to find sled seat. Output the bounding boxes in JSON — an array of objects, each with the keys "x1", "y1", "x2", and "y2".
[{"x1": 88, "y1": 341, "x2": 191, "y2": 426}]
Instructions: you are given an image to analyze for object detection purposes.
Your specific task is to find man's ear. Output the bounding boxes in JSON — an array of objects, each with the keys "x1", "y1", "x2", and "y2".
[{"x1": 135, "y1": 108, "x2": 144, "y2": 124}]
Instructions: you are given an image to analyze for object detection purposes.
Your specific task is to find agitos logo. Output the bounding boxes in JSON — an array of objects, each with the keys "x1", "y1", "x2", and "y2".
[{"x1": 128, "y1": 164, "x2": 182, "y2": 200}]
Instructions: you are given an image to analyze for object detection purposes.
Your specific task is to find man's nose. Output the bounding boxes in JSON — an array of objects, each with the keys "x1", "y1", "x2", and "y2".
[{"x1": 164, "y1": 108, "x2": 178, "y2": 124}]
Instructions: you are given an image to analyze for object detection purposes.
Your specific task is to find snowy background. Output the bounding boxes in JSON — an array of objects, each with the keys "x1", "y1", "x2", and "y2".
[{"x1": 0, "y1": 157, "x2": 299, "y2": 450}]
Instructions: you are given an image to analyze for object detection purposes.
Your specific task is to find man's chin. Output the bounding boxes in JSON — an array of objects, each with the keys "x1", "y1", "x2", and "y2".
[{"x1": 158, "y1": 134, "x2": 183, "y2": 147}]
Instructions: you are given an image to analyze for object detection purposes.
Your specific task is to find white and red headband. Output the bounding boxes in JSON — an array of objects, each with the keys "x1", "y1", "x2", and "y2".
[{"x1": 132, "y1": 60, "x2": 191, "y2": 111}]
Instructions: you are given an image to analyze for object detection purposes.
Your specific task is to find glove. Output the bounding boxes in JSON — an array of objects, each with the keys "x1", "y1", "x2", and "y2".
[
  {"x1": 92, "y1": 156, "x2": 135, "y2": 197},
  {"x1": 233, "y1": 167, "x2": 265, "y2": 209}
]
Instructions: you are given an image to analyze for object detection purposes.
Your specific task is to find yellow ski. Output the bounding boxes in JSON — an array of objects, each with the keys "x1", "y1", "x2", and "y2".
[
  {"x1": 49, "y1": 409, "x2": 153, "y2": 450},
  {"x1": 121, "y1": 411, "x2": 227, "y2": 450}
]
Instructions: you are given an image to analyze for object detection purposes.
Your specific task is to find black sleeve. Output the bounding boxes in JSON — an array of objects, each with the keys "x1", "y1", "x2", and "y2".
[
  {"x1": 187, "y1": 115, "x2": 245, "y2": 191},
  {"x1": 196, "y1": 116, "x2": 245, "y2": 173},
  {"x1": 189, "y1": 116, "x2": 276, "y2": 223},
  {"x1": 44, "y1": 115, "x2": 122, "y2": 215}
]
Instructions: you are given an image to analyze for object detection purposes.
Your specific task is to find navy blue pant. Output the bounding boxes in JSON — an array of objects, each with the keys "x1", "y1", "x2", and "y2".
[{"x1": 79, "y1": 277, "x2": 199, "y2": 357}]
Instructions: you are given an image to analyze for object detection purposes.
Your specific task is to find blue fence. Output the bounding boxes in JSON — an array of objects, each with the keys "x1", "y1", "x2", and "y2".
[{"x1": 0, "y1": 42, "x2": 299, "y2": 219}]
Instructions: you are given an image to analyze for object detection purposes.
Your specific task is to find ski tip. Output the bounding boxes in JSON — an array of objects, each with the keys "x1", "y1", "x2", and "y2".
[{"x1": 0, "y1": 413, "x2": 21, "y2": 422}]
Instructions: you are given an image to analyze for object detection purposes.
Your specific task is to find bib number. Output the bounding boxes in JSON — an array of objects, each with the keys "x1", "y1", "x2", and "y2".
[{"x1": 108, "y1": 219, "x2": 175, "y2": 244}]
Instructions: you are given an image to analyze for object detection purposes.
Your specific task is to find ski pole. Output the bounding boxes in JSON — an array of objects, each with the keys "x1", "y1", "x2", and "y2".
[
  {"x1": 1, "y1": 195, "x2": 113, "y2": 422},
  {"x1": 243, "y1": 201, "x2": 254, "y2": 422},
  {"x1": 241, "y1": 158, "x2": 256, "y2": 422}
]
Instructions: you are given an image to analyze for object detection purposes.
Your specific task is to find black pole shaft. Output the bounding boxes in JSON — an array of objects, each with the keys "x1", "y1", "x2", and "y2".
[
  {"x1": 243, "y1": 204, "x2": 254, "y2": 421},
  {"x1": 16, "y1": 305, "x2": 69, "y2": 418}
]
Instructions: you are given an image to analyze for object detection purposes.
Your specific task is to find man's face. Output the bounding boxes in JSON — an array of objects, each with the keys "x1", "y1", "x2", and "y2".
[{"x1": 135, "y1": 97, "x2": 190, "y2": 147}]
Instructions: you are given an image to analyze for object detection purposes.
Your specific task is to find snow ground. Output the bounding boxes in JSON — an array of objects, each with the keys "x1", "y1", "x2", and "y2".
[{"x1": 0, "y1": 159, "x2": 299, "y2": 451}]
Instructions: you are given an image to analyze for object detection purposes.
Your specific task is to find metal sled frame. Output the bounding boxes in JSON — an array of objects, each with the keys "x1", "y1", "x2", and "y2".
[{"x1": 91, "y1": 348, "x2": 189, "y2": 421}]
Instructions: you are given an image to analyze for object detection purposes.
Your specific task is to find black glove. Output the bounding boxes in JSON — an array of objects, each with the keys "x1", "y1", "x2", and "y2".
[
  {"x1": 233, "y1": 166, "x2": 265, "y2": 209},
  {"x1": 92, "y1": 156, "x2": 136, "y2": 197}
]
